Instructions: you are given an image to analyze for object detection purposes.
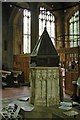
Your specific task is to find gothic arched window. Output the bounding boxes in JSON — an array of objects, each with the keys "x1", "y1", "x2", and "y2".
[
  {"x1": 39, "y1": 7, "x2": 55, "y2": 45},
  {"x1": 23, "y1": 9, "x2": 31, "y2": 53},
  {"x1": 69, "y1": 11, "x2": 79, "y2": 47}
]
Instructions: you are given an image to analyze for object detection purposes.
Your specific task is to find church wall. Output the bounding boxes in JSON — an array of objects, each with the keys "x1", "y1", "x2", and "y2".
[
  {"x1": 2, "y1": 4, "x2": 23, "y2": 70},
  {"x1": 2, "y1": 3, "x2": 14, "y2": 70},
  {"x1": 54, "y1": 11, "x2": 65, "y2": 49},
  {"x1": 2, "y1": 2, "x2": 78, "y2": 70},
  {"x1": 2, "y1": 5, "x2": 9, "y2": 69},
  {"x1": 2, "y1": 23, "x2": 7, "y2": 68},
  {"x1": 13, "y1": 13, "x2": 23, "y2": 55}
]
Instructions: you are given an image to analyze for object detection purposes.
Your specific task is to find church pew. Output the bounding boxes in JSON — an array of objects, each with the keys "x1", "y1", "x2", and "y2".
[
  {"x1": 12, "y1": 71, "x2": 25, "y2": 86},
  {"x1": 0, "y1": 70, "x2": 12, "y2": 87},
  {"x1": 0, "y1": 70, "x2": 25, "y2": 87}
]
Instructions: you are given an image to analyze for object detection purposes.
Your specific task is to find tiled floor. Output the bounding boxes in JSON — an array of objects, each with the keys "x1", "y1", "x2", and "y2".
[
  {"x1": 0, "y1": 85, "x2": 70, "y2": 100},
  {"x1": 0, "y1": 76, "x2": 69, "y2": 100},
  {"x1": 0, "y1": 86, "x2": 30, "y2": 99},
  {"x1": 1, "y1": 86, "x2": 80, "y2": 119}
]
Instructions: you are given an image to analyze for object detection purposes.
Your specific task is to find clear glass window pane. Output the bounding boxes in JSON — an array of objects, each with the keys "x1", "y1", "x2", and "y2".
[
  {"x1": 23, "y1": 9, "x2": 31, "y2": 54},
  {"x1": 74, "y1": 39, "x2": 77, "y2": 47},
  {"x1": 69, "y1": 10, "x2": 79, "y2": 48},
  {"x1": 39, "y1": 7, "x2": 55, "y2": 45}
]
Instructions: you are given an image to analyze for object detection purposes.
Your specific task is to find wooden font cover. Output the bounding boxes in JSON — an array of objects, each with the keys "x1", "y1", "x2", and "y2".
[{"x1": 31, "y1": 27, "x2": 60, "y2": 67}]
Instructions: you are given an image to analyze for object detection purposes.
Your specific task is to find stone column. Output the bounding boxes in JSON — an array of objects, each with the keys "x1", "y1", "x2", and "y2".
[
  {"x1": 7, "y1": 24, "x2": 13, "y2": 70},
  {"x1": 30, "y1": 3, "x2": 39, "y2": 52},
  {"x1": 55, "y1": 11, "x2": 65, "y2": 49}
]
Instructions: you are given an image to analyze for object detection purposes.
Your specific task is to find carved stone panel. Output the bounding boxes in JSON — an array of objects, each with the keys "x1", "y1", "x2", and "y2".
[{"x1": 30, "y1": 67, "x2": 60, "y2": 107}]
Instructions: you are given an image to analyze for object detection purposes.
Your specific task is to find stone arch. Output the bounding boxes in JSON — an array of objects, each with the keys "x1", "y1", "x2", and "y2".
[{"x1": 9, "y1": 8, "x2": 23, "y2": 55}]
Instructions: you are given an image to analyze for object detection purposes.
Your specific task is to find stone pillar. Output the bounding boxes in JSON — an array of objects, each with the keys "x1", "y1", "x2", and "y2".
[
  {"x1": 55, "y1": 11, "x2": 65, "y2": 49},
  {"x1": 7, "y1": 24, "x2": 13, "y2": 70},
  {"x1": 30, "y1": 3, "x2": 39, "y2": 52},
  {"x1": 30, "y1": 67, "x2": 60, "y2": 107},
  {"x1": 0, "y1": 3, "x2": 2, "y2": 70}
]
